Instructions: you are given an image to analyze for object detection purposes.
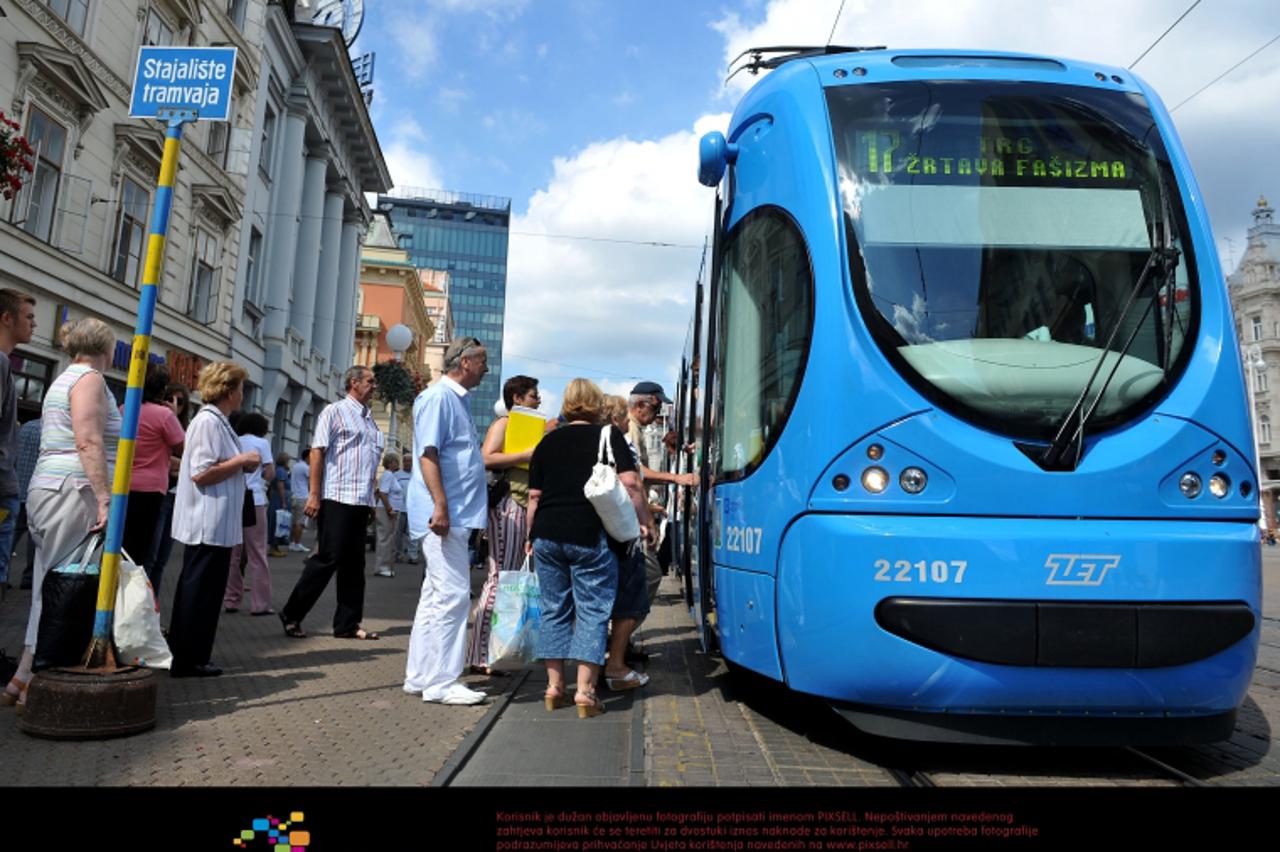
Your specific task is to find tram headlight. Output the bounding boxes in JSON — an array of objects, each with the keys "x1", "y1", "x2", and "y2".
[
  {"x1": 1179, "y1": 472, "x2": 1202, "y2": 498},
  {"x1": 861, "y1": 466, "x2": 889, "y2": 493},
  {"x1": 899, "y1": 467, "x2": 928, "y2": 494},
  {"x1": 1209, "y1": 474, "x2": 1231, "y2": 499}
]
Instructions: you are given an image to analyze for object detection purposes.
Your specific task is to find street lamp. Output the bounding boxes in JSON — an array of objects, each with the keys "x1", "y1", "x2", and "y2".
[
  {"x1": 386, "y1": 323, "x2": 413, "y2": 451},
  {"x1": 1244, "y1": 343, "x2": 1267, "y2": 531}
]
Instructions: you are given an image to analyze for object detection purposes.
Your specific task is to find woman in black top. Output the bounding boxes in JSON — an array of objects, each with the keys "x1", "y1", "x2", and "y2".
[{"x1": 525, "y1": 379, "x2": 653, "y2": 717}]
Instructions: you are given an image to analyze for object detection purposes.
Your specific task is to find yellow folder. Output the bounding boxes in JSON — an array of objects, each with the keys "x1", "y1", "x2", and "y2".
[{"x1": 504, "y1": 406, "x2": 548, "y2": 469}]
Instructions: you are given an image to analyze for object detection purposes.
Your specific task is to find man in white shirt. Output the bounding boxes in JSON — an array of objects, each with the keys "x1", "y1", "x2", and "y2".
[
  {"x1": 394, "y1": 451, "x2": 414, "y2": 564},
  {"x1": 404, "y1": 337, "x2": 489, "y2": 705},
  {"x1": 288, "y1": 448, "x2": 310, "y2": 552}
]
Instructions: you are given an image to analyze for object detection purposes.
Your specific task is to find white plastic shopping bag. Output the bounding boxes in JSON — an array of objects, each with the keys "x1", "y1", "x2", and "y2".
[
  {"x1": 113, "y1": 551, "x2": 172, "y2": 669},
  {"x1": 274, "y1": 509, "x2": 292, "y2": 539},
  {"x1": 487, "y1": 556, "x2": 541, "y2": 671}
]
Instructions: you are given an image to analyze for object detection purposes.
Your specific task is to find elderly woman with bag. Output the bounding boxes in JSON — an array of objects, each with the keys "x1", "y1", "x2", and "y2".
[
  {"x1": 2, "y1": 318, "x2": 119, "y2": 711},
  {"x1": 166, "y1": 362, "x2": 261, "y2": 678},
  {"x1": 524, "y1": 379, "x2": 654, "y2": 718}
]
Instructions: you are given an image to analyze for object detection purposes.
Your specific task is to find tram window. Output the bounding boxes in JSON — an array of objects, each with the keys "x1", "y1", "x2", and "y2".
[
  {"x1": 828, "y1": 80, "x2": 1199, "y2": 439},
  {"x1": 713, "y1": 207, "x2": 813, "y2": 479}
]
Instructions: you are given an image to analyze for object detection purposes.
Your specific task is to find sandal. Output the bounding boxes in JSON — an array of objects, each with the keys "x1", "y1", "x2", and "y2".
[
  {"x1": 605, "y1": 669, "x2": 650, "y2": 691},
  {"x1": 544, "y1": 686, "x2": 571, "y2": 712},
  {"x1": 280, "y1": 614, "x2": 306, "y2": 638},
  {"x1": 0, "y1": 675, "x2": 28, "y2": 708},
  {"x1": 335, "y1": 627, "x2": 380, "y2": 640},
  {"x1": 575, "y1": 691, "x2": 605, "y2": 719}
]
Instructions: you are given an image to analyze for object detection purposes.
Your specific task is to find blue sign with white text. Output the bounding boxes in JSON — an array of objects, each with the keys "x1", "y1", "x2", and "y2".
[{"x1": 129, "y1": 46, "x2": 238, "y2": 121}]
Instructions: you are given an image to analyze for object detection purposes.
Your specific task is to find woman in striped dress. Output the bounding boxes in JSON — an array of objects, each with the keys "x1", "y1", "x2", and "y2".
[
  {"x1": 465, "y1": 375, "x2": 543, "y2": 674},
  {"x1": 3, "y1": 318, "x2": 119, "y2": 711}
]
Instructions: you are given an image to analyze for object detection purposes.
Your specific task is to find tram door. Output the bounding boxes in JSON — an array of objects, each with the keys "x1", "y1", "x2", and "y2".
[{"x1": 686, "y1": 194, "x2": 725, "y2": 653}]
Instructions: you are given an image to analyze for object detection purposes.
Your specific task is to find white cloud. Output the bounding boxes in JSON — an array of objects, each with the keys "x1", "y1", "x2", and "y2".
[
  {"x1": 500, "y1": 114, "x2": 730, "y2": 404},
  {"x1": 435, "y1": 87, "x2": 470, "y2": 113},
  {"x1": 384, "y1": 9, "x2": 442, "y2": 81},
  {"x1": 431, "y1": 0, "x2": 529, "y2": 21},
  {"x1": 382, "y1": 119, "x2": 445, "y2": 192}
]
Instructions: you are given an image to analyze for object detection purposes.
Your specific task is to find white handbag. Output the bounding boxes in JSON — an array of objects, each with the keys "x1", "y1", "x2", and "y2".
[{"x1": 583, "y1": 426, "x2": 641, "y2": 542}]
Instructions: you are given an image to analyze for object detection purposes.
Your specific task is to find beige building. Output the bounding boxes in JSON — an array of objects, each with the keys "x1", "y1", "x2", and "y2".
[
  {"x1": 356, "y1": 211, "x2": 434, "y2": 452},
  {"x1": 419, "y1": 267, "x2": 453, "y2": 382},
  {"x1": 1228, "y1": 196, "x2": 1280, "y2": 527},
  {"x1": 0, "y1": 1, "x2": 389, "y2": 455},
  {"x1": 1, "y1": 0, "x2": 262, "y2": 412}
]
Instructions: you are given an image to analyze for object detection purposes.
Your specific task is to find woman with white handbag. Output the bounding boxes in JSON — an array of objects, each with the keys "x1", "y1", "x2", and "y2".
[{"x1": 523, "y1": 379, "x2": 654, "y2": 718}]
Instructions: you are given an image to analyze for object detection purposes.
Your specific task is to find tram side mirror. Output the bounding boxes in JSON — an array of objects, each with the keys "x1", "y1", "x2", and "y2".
[{"x1": 698, "y1": 131, "x2": 739, "y2": 187}]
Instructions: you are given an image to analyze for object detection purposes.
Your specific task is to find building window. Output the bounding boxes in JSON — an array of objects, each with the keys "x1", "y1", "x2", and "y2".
[
  {"x1": 188, "y1": 227, "x2": 220, "y2": 323},
  {"x1": 13, "y1": 106, "x2": 67, "y2": 242},
  {"x1": 46, "y1": 0, "x2": 89, "y2": 36},
  {"x1": 226, "y1": 0, "x2": 248, "y2": 29},
  {"x1": 258, "y1": 106, "x2": 277, "y2": 175},
  {"x1": 1257, "y1": 366, "x2": 1269, "y2": 394},
  {"x1": 207, "y1": 121, "x2": 230, "y2": 169},
  {"x1": 1252, "y1": 316, "x2": 1263, "y2": 341},
  {"x1": 301, "y1": 411, "x2": 316, "y2": 450},
  {"x1": 143, "y1": 8, "x2": 174, "y2": 45},
  {"x1": 244, "y1": 227, "x2": 263, "y2": 306},
  {"x1": 8, "y1": 350, "x2": 56, "y2": 419},
  {"x1": 111, "y1": 176, "x2": 150, "y2": 287},
  {"x1": 1261, "y1": 416, "x2": 1272, "y2": 446}
]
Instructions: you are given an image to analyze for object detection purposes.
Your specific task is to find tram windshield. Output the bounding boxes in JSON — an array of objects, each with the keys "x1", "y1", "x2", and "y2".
[{"x1": 827, "y1": 81, "x2": 1197, "y2": 439}]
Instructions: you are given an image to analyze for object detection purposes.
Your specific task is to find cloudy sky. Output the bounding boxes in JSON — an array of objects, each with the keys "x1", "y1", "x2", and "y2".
[{"x1": 354, "y1": 0, "x2": 1280, "y2": 411}]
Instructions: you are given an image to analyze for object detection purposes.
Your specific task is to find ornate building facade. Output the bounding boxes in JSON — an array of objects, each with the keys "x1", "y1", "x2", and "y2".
[
  {"x1": 0, "y1": 1, "x2": 389, "y2": 458},
  {"x1": 1227, "y1": 196, "x2": 1280, "y2": 527}
]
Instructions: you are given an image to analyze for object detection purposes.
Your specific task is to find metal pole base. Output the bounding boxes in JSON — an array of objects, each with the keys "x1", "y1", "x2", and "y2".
[{"x1": 19, "y1": 666, "x2": 157, "y2": 740}]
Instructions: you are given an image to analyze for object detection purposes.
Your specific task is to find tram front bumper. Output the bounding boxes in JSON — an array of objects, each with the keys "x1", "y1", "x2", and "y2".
[{"x1": 772, "y1": 514, "x2": 1261, "y2": 715}]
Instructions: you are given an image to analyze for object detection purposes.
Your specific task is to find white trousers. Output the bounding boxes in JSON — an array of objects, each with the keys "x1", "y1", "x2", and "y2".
[{"x1": 404, "y1": 527, "x2": 472, "y2": 700}]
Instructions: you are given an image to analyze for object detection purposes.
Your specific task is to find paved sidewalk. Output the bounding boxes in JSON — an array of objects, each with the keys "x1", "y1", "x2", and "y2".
[{"x1": 0, "y1": 535, "x2": 508, "y2": 786}]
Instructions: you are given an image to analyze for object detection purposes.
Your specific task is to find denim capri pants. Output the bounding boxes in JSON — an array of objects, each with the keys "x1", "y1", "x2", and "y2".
[
  {"x1": 611, "y1": 541, "x2": 650, "y2": 621},
  {"x1": 533, "y1": 532, "x2": 618, "y2": 665}
]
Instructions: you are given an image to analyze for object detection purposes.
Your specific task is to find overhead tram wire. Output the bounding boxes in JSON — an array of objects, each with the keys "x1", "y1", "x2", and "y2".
[
  {"x1": 502, "y1": 352, "x2": 645, "y2": 380},
  {"x1": 1170, "y1": 31, "x2": 1280, "y2": 111},
  {"x1": 507, "y1": 231, "x2": 701, "y2": 249},
  {"x1": 826, "y1": 0, "x2": 849, "y2": 47},
  {"x1": 172, "y1": 210, "x2": 701, "y2": 250},
  {"x1": 1129, "y1": 0, "x2": 1202, "y2": 68}
]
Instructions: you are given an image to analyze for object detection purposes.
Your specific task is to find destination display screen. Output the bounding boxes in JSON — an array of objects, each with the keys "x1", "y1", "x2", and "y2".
[{"x1": 827, "y1": 81, "x2": 1197, "y2": 438}]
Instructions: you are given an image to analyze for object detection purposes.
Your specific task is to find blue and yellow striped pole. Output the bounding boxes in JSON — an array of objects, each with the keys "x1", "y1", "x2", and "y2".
[{"x1": 86, "y1": 112, "x2": 192, "y2": 668}]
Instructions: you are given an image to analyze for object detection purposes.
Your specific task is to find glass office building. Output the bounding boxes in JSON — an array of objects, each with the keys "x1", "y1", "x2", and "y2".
[{"x1": 378, "y1": 188, "x2": 510, "y2": 430}]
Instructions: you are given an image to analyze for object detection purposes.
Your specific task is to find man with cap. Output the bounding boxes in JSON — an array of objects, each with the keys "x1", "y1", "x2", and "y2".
[{"x1": 627, "y1": 382, "x2": 697, "y2": 622}]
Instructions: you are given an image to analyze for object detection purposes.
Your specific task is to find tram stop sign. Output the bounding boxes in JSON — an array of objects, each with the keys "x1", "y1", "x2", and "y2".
[{"x1": 129, "y1": 46, "x2": 237, "y2": 121}]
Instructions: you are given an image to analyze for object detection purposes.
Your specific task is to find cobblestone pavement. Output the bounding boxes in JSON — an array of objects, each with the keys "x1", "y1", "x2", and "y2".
[
  {"x1": 0, "y1": 535, "x2": 508, "y2": 786},
  {"x1": 639, "y1": 553, "x2": 1280, "y2": 787}
]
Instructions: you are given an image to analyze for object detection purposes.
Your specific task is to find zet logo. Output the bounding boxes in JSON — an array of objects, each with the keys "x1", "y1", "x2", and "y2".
[
  {"x1": 232, "y1": 812, "x2": 310, "y2": 849},
  {"x1": 1044, "y1": 554, "x2": 1120, "y2": 586}
]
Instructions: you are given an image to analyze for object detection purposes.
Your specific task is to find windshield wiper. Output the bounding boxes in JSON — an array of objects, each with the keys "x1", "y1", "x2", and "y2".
[{"x1": 1040, "y1": 181, "x2": 1180, "y2": 471}]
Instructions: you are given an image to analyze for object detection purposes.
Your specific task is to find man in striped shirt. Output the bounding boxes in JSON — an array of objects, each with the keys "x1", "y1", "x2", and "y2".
[{"x1": 280, "y1": 366, "x2": 386, "y2": 640}]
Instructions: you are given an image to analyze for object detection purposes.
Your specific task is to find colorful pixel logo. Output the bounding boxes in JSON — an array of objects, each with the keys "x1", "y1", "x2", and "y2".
[{"x1": 231, "y1": 812, "x2": 310, "y2": 849}]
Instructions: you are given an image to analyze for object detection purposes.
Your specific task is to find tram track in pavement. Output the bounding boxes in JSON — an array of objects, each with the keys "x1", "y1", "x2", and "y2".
[{"x1": 722, "y1": 664, "x2": 1240, "y2": 788}]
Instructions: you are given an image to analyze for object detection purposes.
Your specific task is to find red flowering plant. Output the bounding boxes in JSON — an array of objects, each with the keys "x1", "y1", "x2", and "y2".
[{"x1": 0, "y1": 109, "x2": 36, "y2": 201}]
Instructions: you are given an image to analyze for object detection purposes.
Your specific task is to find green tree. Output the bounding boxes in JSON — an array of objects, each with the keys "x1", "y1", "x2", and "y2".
[{"x1": 372, "y1": 359, "x2": 417, "y2": 408}]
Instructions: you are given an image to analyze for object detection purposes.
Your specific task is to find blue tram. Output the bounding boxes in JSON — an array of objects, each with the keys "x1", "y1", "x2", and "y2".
[{"x1": 673, "y1": 48, "x2": 1260, "y2": 744}]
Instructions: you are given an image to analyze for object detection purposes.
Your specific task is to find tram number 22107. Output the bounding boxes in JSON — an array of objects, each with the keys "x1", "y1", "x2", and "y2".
[
  {"x1": 874, "y1": 559, "x2": 968, "y2": 584},
  {"x1": 724, "y1": 525, "x2": 765, "y2": 555}
]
